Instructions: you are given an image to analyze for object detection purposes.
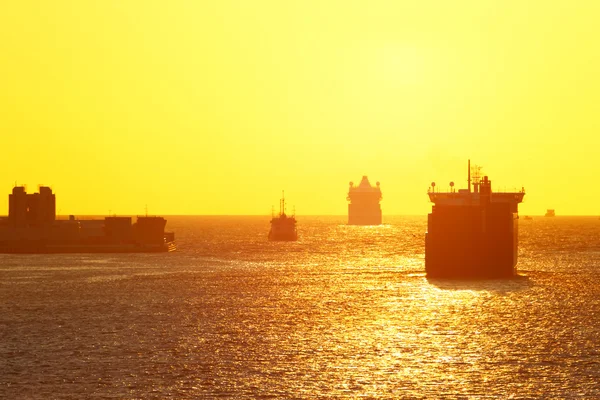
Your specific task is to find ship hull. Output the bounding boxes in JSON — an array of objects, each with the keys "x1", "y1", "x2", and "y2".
[
  {"x1": 0, "y1": 242, "x2": 176, "y2": 254},
  {"x1": 268, "y1": 232, "x2": 297, "y2": 241},
  {"x1": 425, "y1": 203, "x2": 518, "y2": 279},
  {"x1": 268, "y1": 217, "x2": 297, "y2": 241},
  {"x1": 268, "y1": 226, "x2": 297, "y2": 241},
  {"x1": 347, "y1": 205, "x2": 382, "y2": 225}
]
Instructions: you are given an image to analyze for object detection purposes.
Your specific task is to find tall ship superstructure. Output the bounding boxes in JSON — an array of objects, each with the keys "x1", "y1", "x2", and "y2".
[
  {"x1": 425, "y1": 161, "x2": 525, "y2": 278},
  {"x1": 0, "y1": 186, "x2": 175, "y2": 253},
  {"x1": 268, "y1": 192, "x2": 297, "y2": 241},
  {"x1": 347, "y1": 176, "x2": 382, "y2": 225}
]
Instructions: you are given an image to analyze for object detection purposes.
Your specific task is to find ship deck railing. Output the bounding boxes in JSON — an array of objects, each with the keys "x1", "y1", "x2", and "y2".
[{"x1": 428, "y1": 187, "x2": 525, "y2": 194}]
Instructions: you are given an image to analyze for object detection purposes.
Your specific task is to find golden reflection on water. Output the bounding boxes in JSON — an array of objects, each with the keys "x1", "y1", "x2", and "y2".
[{"x1": 1, "y1": 216, "x2": 599, "y2": 398}]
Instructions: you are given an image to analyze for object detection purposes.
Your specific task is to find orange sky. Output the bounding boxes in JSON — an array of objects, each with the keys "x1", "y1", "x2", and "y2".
[{"x1": 1, "y1": 1, "x2": 600, "y2": 215}]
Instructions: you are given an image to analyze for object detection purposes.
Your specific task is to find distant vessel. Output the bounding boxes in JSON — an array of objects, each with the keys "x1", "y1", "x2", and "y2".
[
  {"x1": 347, "y1": 176, "x2": 382, "y2": 225},
  {"x1": 0, "y1": 186, "x2": 175, "y2": 253},
  {"x1": 523, "y1": 215, "x2": 533, "y2": 220},
  {"x1": 545, "y1": 209, "x2": 555, "y2": 217},
  {"x1": 268, "y1": 192, "x2": 297, "y2": 241},
  {"x1": 425, "y1": 161, "x2": 525, "y2": 278}
]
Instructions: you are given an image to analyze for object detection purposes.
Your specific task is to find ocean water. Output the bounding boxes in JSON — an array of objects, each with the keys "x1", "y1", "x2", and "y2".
[{"x1": 1, "y1": 216, "x2": 599, "y2": 399}]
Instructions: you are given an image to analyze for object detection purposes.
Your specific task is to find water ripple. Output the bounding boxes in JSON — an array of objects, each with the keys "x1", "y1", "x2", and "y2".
[{"x1": 1, "y1": 216, "x2": 599, "y2": 398}]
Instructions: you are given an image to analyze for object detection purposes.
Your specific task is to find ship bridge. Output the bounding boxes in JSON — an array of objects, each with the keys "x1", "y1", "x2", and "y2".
[
  {"x1": 347, "y1": 176, "x2": 382, "y2": 198},
  {"x1": 428, "y1": 162, "x2": 524, "y2": 212},
  {"x1": 428, "y1": 190, "x2": 525, "y2": 205}
]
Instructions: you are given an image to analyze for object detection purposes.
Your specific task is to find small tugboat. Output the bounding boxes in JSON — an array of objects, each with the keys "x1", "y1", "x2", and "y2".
[
  {"x1": 268, "y1": 192, "x2": 297, "y2": 241},
  {"x1": 425, "y1": 161, "x2": 525, "y2": 278},
  {"x1": 545, "y1": 209, "x2": 555, "y2": 217}
]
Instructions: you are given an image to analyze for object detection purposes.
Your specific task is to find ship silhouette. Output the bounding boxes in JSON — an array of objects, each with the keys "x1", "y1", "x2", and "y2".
[
  {"x1": 425, "y1": 161, "x2": 525, "y2": 278},
  {"x1": 0, "y1": 186, "x2": 175, "y2": 253},
  {"x1": 268, "y1": 192, "x2": 297, "y2": 241},
  {"x1": 347, "y1": 176, "x2": 382, "y2": 225}
]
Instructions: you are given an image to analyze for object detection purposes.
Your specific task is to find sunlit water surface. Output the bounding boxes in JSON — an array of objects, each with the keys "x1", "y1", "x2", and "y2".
[{"x1": 1, "y1": 216, "x2": 599, "y2": 398}]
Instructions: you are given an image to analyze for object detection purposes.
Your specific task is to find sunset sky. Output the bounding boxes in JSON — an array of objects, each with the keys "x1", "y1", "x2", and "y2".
[{"x1": 1, "y1": 1, "x2": 599, "y2": 215}]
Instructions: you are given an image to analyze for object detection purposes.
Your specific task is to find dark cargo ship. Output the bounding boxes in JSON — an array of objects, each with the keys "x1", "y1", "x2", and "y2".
[
  {"x1": 425, "y1": 161, "x2": 525, "y2": 278},
  {"x1": 268, "y1": 192, "x2": 297, "y2": 241},
  {"x1": 0, "y1": 186, "x2": 175, "y2": 253},
  {"x1": 347, "y1": 176, "x2": 382, "y2": 225}
]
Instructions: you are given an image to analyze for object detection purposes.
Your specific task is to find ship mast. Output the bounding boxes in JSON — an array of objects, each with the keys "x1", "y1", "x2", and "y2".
[{"x1": 468, "y1": 159, "x2": 471, "y2": 193}]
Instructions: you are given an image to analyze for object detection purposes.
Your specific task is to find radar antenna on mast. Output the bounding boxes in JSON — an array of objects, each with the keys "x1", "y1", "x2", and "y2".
[{"x1": 470, "y1": 162, "x2": 482, "y2": 193}]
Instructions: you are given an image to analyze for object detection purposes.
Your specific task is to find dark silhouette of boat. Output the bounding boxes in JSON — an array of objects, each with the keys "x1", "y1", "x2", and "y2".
[
  {"x1": 268, "y1": 192, "x2": 297, "y2": 241},
  {"x1": 347, "y1": 176, "x2": 382, "y2": 225},
  {"x1": 425, "y1": 161, "x2": 525, "y2": 278},
  {"x1": 523, "y1": 215, "x2": 533, "y2": 220},
  {"x1": 0, "y1": 186, "x2": 175, "y2": 253},
  {"x1": 545, "y1": 209, "x2": 555, "y2": 217}
]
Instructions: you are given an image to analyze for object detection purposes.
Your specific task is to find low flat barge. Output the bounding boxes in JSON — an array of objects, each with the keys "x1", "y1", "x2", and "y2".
[{"x1": 0, "y1": 186, "x2": 175, "y2": 253}]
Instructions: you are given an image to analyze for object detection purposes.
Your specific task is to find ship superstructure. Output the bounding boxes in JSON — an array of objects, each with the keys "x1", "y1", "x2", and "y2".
[
  {"x1": 347, "y1": 176, "x2": 382, "y2": 225},
  {"x1": 268, "y1": 192, "x2": 297, "y2": 241},
  {"x1": 425, "y1": 161, "x2": 525, "y2": 278},
  {"x1": 545, "y1": 209, "x2": 555, "y2": 217},
  {"x1": 0, "y1": 186, "x2": 175, "y2": 253}
]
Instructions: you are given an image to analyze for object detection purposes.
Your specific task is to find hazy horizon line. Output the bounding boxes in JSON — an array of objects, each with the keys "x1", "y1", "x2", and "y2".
[{"x1": 48, "y1": 214, "x2": 600, "y2": 218}]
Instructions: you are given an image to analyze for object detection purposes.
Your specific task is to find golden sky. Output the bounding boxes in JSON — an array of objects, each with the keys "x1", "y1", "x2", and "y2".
[{"x1": 1, "y1": 1, "x2": 599, "y2": 215}]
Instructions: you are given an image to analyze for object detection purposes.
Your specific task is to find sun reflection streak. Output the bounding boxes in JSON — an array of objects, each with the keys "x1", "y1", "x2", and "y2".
[{"x1": 3, "y1": 217, "x2": 599, "y2": 398}]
